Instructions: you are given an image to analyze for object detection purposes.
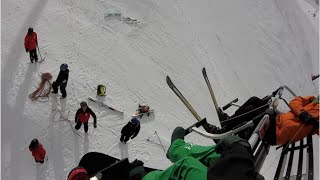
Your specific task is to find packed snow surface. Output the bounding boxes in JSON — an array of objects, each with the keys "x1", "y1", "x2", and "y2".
[{"x1": 1, "y1": 0, "x2": 319, "y2": 179}]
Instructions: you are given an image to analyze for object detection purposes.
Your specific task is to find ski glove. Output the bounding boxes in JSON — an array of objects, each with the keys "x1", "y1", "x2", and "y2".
[
  {"x1": 26, "y1": 48, "x2": 28, "y2": 53},
  {"x1": 94, "y1": 123, "x2": 97, "y2": 128},
  {"x1": 299, "y1": 111, "x2": 318, "y2": 126}
]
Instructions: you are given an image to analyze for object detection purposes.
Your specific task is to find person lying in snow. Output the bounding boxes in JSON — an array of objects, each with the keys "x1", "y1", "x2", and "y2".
[
  {"x1": 132, "y1": 104, "x2": 151, "y2": 118},
  {"x1": 207, "y1": 96, "x2": 319, "y2": 145},
  {"x1": 137, "y1": 104, "x2": 150, "y2": 113},
  {"x1": 129, "y1": 127, "x2": 264, "y2": 180}
]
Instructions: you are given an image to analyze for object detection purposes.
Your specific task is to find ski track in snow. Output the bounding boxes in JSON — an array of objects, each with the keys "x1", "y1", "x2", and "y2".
[{"x1": 2, "y1": 0, "x2": 319, "y2": 179}]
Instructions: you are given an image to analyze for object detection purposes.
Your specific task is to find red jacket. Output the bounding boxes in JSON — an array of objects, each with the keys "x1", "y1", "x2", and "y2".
[
  {"x1": 24, "y1": 32, "x2": 38, "y2": 50},
  {"x1": 276, "y1": 96, "x2": 319, "y2": 145},
  {"x1": 75, "y1": 107, "x2": 97, "y2": 123},
  {"x1": 29, "y1": 143, "x2": 46, "y2": 161}
]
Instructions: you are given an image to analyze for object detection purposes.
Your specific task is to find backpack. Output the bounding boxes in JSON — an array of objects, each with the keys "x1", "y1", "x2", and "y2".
[{"x1": 97, "y1": 84, "x2": 106, "y2": 96}]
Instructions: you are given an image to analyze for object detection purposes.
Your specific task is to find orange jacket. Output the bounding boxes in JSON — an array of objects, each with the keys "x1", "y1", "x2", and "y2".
[
  {"x1": 276, "y1": 96, "x2": 319, "y2": 145},
  {"x1": 29, "y1": 143, "x2": 46, "y2": 161},
  {"x1": 24, "y1": 32, "x2": 38, "y2": 50}
]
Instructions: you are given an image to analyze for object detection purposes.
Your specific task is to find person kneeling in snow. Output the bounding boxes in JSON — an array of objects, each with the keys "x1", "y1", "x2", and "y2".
[
  {"x1": 75, "y1": 101, "x2": 97, "y2": 133},
  {"x1": 138, "y1": 104, "x2": 150, "y2": 114},
  {"x1": 120, "y1": 118, "x2": 140, "y2": 143},
  {"x1": 29, "y1": 139, "x2": 46, "y2": 164}
]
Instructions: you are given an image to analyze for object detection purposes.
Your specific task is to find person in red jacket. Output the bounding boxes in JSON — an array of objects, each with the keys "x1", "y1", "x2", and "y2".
[
  {"x1": 29, "y1": 139, "x2": 46, "y2": 163},
  {"x1": 75, "y1": 101, "x2": 97, "y2": 133},
  {"x1": 24, "y1": 27, "x2": 38, "y2": 63}
]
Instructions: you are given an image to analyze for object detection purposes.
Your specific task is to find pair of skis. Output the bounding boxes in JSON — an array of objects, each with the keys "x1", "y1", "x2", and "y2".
[
  {"x1": 88, "y1": 97, "x2": 123, "y2": 114},
  {"x1": 166, "y1": 67, "x2": 222, "y2": 124}
]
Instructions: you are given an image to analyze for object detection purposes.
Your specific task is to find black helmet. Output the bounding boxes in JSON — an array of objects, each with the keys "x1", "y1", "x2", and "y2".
[
  {"x1": 80, "y1": 101, "x2": 87, "y2": 107},
  {"x1": 30, "y1": 139, "x2": 39, "y2": 149},
  {"x1": 28, "y1": 27, "x2": 33, "y2": 35}
]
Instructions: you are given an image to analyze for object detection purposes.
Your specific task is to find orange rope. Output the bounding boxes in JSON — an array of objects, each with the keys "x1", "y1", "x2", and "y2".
[{"x1": 29, "y1": 73, "x2": 52, "y2": 101}]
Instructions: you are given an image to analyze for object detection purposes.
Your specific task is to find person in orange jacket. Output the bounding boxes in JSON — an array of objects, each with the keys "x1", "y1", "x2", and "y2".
[
  {"x1": 24, "y1": 27, "x2": 38, "y2": 63},
  {"x1": 29, "y1": 139, "x2": 46, "y2": 163},
  {"x1": 263, "y1": 96, "x2": 319, "y2": 145},
  {"x1": 208, "y1": 96, "x2": 319, "y2": 145}
]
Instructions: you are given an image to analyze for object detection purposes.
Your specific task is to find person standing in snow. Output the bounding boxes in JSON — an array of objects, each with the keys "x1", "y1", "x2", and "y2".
[
  {"x1": 29, "y1": 139, "x2": 46, "y2": 164},
  {"x1": 24, "y1": 27, "x2": 38, "y2": 63},
  {"x1": 75, "y1": 101, "x2": 97, "y2": 133},
  {"x1": 120, "y1": 118, "x2": 140, "y2": 143},
  {"x1": 52, "y1": 63, "x2": 69, "y2": 99}
]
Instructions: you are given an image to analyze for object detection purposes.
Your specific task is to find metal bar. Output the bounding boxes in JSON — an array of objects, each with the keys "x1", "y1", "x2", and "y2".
[
  {"x1": 191, "y1": 120, "x2": 253, "y2": 139},
  {"x1": 296, "y1": 140, "x2": 304, "y2": 180},
  {"x1": 274, "y1": 147, "x2": 289, "y2": 180},
  {"x1": 254, "y1": 143, "x2": 270, "y2": 172},
  {"x1": 285, "y1": 144, "x2": 309, "y2": 152},
  {"x1": 307, "y1": 136, "x2": 314, "y2": 180},
  {"x1": 184, "y1": 118, "x2": 207, "y2": 135},
  {"x1": 284, "y1": 143, "x2": 295, "y2": 180},
  {"x1": 222, "y1": 98, "x2": 239, "y2": 111}
]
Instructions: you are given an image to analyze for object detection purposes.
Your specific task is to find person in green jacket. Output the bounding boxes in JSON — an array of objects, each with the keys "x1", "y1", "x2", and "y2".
[{"x1": 130, "y1": 126, "x2": 264, "y2": 180}]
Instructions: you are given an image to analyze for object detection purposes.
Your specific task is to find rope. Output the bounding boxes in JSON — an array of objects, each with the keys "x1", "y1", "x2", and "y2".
[
  {"x1": 29, "y1": 73, "x2": 52, "y2": 101},
  {"x1": 51, "y1": 97, "x2": 90, "y2": 141}
]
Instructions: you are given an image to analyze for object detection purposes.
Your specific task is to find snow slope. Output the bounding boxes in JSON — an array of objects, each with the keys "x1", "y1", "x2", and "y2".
[{"x1": 1, "y1": 0, "x2": 318, "y2": 179}]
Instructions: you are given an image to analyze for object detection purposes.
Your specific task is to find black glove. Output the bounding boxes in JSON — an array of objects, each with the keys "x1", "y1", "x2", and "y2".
[
  {"x1": 299, "y1": 111, "x2": 318, "y2": 126},
  {"x1": 26, "y1": 48, "x2": 28, "y2": 53}
]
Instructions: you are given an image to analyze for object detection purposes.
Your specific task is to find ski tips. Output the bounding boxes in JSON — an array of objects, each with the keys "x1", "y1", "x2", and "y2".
[
  {"x1": 166, "y1": 76, "x2": 172, "y2": 83},
  {"x1": 202, "y1": 67, "x2": 207, "y2": 75}
]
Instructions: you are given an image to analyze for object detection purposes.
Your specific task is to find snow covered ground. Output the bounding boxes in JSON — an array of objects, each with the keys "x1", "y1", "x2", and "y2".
[{"x1": 1, "y1": 0, "x2": 319, "y2": 179}]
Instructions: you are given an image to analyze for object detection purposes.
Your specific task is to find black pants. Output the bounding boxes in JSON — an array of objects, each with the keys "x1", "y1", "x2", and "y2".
[
  {"x1": 262, "y1": 113, "x2": 277, "y2": 145},
  {"x1": 29, "y1": 49, "x2": 38, "y2": 62},
  {"x1": 36, "y1": 159, "x2": 44, "y2": 164},
  {"x1": 75, "y1": 121, "x2": 88, "y2": 133},
  {"x1": 52, "y1": 82, "x2": 67, "y2": 98},
  {"x1": 222, "y1": 96, "x2": 269, "y2": 130},
  {"x1": 120, "y1": 134, "x2": 130, "y2": 143}
]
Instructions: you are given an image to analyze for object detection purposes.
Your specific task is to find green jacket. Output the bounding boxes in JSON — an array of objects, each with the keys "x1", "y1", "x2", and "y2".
[
  {"x1": 167, "y1": 139, "x2": 220, "y2": 166},
  {"x1": 142, "y1": 139, "x2": 220, "y2": 180},
  {"x1": 142, "y1": 157, "x2": 207, "y2": 180}
]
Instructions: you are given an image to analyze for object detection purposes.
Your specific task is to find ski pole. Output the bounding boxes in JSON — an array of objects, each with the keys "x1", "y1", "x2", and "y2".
[
  {"x1": 37, "y1": 45, "x2": 44, "y2": 61},
  {"x1": 154, "y1": 131, "x2": 166, "y2": 152}
]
